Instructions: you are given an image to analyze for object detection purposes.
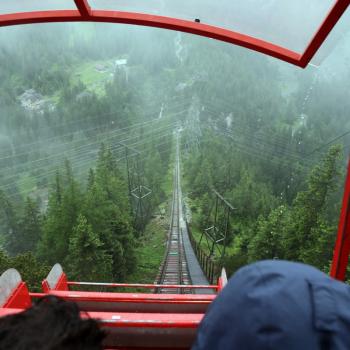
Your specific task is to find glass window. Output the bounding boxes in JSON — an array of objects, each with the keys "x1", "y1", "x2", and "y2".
[
  {"x1": 0, "y1": 0, "x2": 76, "y2": 15},
  {"x1": 90, "y1": 0, "x2": 336, "y2": 52}
]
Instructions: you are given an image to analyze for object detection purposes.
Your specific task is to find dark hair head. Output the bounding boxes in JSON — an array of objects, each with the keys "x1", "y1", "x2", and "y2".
[{"x1": 0, "y1": 296, "x2": 105, "y2": 350}]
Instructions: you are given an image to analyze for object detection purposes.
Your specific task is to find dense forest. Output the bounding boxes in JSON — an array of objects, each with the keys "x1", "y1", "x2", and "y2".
[{"x1": 0, "y1": 21, "x2": 350, "y2": 288}]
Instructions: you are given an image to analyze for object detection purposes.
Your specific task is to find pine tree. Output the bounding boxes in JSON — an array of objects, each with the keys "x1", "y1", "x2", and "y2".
[
  {"x1": 248, "y1": 206, "x2": 288, "y2": 262},
  {"x1": 87, "y1": 168, "x2": 95, "y2": 190},
  {"x1": 283, "y1": 145, "x2": 342, "y2": 263},
  {"x1": 83, "y1": 144, "x2": 135, "y2": 280},
  {"x1": 37, "y1": 171, "x2": 64, "y2": 264},
  {"x1": 59, "y1": 160, "x2": 83, "y2": 255},
  {"x1": 15, "y1": 197, "x2": 42, "y2": 253},
  {"x1": 0, "y1": 190, "x2": 20, "y2": 255},
  {"x1": 66, "y1": 214, "x2": 113, "y2": 281}
]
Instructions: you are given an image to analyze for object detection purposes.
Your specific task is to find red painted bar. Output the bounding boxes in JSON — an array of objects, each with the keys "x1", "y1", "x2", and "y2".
[
  {"x1": 0, "y1": 307, "x2": 203, "y2": 328},
  {"x1": 3, "y1": 282, "x2": 31, "y2": 309},
  {"x1": 0, "y1": 2, "x2": 347, "y2": 69},
  {"x1": 67, "y1": 281, "x2": 217, "y2": 289},
  {"x1": 299, "y1": 0, "x2": 350, "y2": 68},
  {"x1": 0, "y1": 1, "x2": 347, "y2": 68},
  {"x1": 92, "y1": 311, "x2": 203, "y2": 328},
  {"x1": 330, "y1": 159, "x2": 350, "y2": 280},
  {"x1": 0, "y1": 10, "x2": 298, "y2": 67},
  {"x1": 28, "y1": 293, "x2": 46, "y2": 298},
  {"x1": 48, "y1": 290, "x2": 215, "y2": 303},
  {"x1": 73, "y1": 0, "x2": 92, "y2": 17}
]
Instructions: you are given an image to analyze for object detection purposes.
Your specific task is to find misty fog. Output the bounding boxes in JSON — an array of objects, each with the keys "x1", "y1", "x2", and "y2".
[{"x1": 0, "y1": 3, "x2": 349, "y2": 282}]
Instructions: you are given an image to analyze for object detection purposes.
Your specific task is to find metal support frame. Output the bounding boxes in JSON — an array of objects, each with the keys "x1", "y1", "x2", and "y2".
[
  {"x1": 73, "y1": 0, "x2": 91, "y2": 17},
  {"x1": 330, "y1": 159, "x2": 350, "y2": 280},
  {"x1": 199, "y1": 188, "x2": 236, "y2": 261},
  {"x1": 120, "y1": 142, "x2": 152, "y2": 234},
  {"x1": 0, "y1": 1, "x2": 348, "y2": 68}
]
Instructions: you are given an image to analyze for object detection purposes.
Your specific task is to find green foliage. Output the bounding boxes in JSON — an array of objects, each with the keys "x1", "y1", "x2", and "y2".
[
  {"x1": 0, "y1": 23, "x2": 348, "y2": 286},
  {"x1": 0, "y1": 250, "x2": 49, "y2": 292},
  {"x1": 66, "y1": 214, "x2": 113, "y2": 281},
  {"x1": 35, "y1": 145, "x2": 141, "y2": 282},
  {"x1": 185, "y1": 129, "x2": 343, "y2": 275},
  {"x1": 16, "y1": 197, "x2": 42, "y2": 253},
  {"x1": 283, "y1": 145, "x2": 342, "y2": 266},
  {"x1": 37, "y1": 163, "x2": 83, "y2": 265},
  {"x1": 126, "y1": 218, "x2": 167, "y2": 284},
  {"x1": 0, "y1": 190, "x2": 20, "y2": 255},
  {"x1": 248, "y1": 206, "x2": 288, "y2": 262},
  {"x1": 230, "y1": 166, "x2": 278, "y2": 220}
]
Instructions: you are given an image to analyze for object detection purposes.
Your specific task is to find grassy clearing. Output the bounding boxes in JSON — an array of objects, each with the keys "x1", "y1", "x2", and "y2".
[
  {"x1": 127, "y1": 217, "x2": 168, "y2": 284},
  {"x1": 70, "y1": 59, "x2": 116, "y2": 96}
]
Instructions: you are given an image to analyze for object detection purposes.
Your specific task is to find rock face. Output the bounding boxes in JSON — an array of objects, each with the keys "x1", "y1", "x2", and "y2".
[{"x1": 19, "y1": 89, "x2": 55, "y2": 114}]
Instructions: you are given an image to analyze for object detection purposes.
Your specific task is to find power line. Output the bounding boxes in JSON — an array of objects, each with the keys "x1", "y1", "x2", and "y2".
[
  {"x1": 0, "y1": 106, "x2": 187, "y2": 161},
  {"x1": 5, "y1": 136, "x2": 176, "y2": 199},
  {"x1": 0, "y1": 125, "x2": 178, "y2": 191},
  {"x1": 0, "y1": 115, "x2": 183, "y2": 174},
  {"x1": 306, "y1": 129, "x2": 350, "y2": 157},
  {"x1": 201, "y1": 126, "x2": 313, "y2": 175}
]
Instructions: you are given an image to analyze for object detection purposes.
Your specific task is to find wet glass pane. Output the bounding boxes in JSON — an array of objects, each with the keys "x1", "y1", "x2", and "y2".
[
  {"x1": 0, "y1": 269, "x2": 22, "y2": 307},
  {"x1": 0, "y1": 0, "x2": 76, "y2": 15},
  {"x1": 46, "y1": 263, "x2": 64, "y2": 289},
  {"x1": 90, "y1": 0, "x2": 336, "y2": 52}
]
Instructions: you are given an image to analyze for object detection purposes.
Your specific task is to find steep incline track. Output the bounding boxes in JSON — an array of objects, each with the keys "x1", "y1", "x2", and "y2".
[{"x1": 157, "y1": 134, "x2": 191, "y2": 293}]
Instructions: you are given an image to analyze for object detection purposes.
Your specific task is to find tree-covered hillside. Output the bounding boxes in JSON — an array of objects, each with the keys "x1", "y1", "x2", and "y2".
[{"x1": 0, "y1": 23, "x2": 349, "y2": 285}]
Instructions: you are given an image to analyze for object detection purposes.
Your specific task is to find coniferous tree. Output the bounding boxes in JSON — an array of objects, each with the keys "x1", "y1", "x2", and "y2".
[
  {"x1": 283, "y1": 145, "x2": 342, "y2": 263},
  {"x1": 248, "y1": 206, "x2": 288, "y2": 262},
  {"x1": 83, "y1": 144, "x2": 135, "y2": 280},
  {"x1": 37, "y1": 172, "x2": 64, "y2": 264},
  {"x1": 87, "y1": 168, "x2": 95, "y2": 190},
  {"x1": 16, "y1": 197, "x2": 42, "y2": 253},
  {"x1": 0, "y1": 190, "x2": 20, "y2": 255},
  {"x1": 66, "y1": 214, "x2": 113, "y2": 281}
]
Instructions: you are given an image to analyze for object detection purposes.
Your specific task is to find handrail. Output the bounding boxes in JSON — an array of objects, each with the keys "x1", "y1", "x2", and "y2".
[{"x1": 67, "y1": 282, "x2": 218, "y2": 290}]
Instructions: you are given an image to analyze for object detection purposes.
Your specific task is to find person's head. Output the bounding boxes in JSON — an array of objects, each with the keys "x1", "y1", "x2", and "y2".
[
  {"x1": 192, "y1": 260, "x2": 350, "y2": 350},
  {"x1": 0, "y1": 296, "x2": 104, "y2": 350}
]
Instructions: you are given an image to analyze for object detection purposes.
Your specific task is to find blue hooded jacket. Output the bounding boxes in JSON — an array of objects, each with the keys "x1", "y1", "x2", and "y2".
[{"x1": 192, "y1": 260, "x2": 350, "y2": 350}]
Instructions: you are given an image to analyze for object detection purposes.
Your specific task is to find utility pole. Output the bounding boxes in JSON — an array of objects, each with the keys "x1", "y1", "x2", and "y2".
[
  {"x1": 119, "y1": 142, "x2": 152, "y2": 235},
  {"x1": 199, "y1": 188, "x2": 236, "y2": 262}
]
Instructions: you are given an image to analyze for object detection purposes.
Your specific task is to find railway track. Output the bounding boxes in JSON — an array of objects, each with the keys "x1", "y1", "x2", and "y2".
[{"x1": 157, "y1": 134, "x2": 192, "y2": 293}]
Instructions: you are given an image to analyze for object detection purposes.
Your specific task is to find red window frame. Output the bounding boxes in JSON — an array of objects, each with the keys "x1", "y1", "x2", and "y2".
[
  {"x1": 0, "y1": 0, "x2": 349, "y2": 279},
  {"x1": 0, "y1": 0, "x2": 347, "y2": 68}
]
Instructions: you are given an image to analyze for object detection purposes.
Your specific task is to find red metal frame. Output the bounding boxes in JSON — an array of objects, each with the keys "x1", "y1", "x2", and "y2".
[
  {"x1": 0, "y1": 307, "x2": 202, "y2": 329},
  {"x1": 0, "y1": 2, "x2": 349, "y2": 278},
  {"x1": 73, "y1": 0, "x2": 91, "y2": 17},
  {"x1": 46, "y1": 290, "x2": 215, "y2": 303},
  {"x1": 42, "y1": 271, "x2": 68, "y2": 293},
  {"x1": 67, "y1": 281, "x2": 218, "y2": 290},
  {"x1": 330, "y1": 159, "x2": 350, "y2": 280},
  {"x1": 0, "y1": 1, "x2": 348, "y2": 68},
  {"x1": 300, "y1": 0, "x2": 350, "y2": 67},
  {"x1": 0, "y1": 267, "x2": 213, "y2": 349},
  {"x1": 2, "y1": 282, "x2": 31, "y2": 309}
]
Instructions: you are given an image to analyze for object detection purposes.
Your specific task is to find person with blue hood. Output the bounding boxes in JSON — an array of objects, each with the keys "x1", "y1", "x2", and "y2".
[{"x1": 192, "y1": 260, "x2": 350, "y2": 350}]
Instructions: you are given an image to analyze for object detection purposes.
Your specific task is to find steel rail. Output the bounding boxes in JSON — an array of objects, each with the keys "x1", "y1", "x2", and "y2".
[{"x1": 157, "y1": 135, "x2": 191, "y2": 293}]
